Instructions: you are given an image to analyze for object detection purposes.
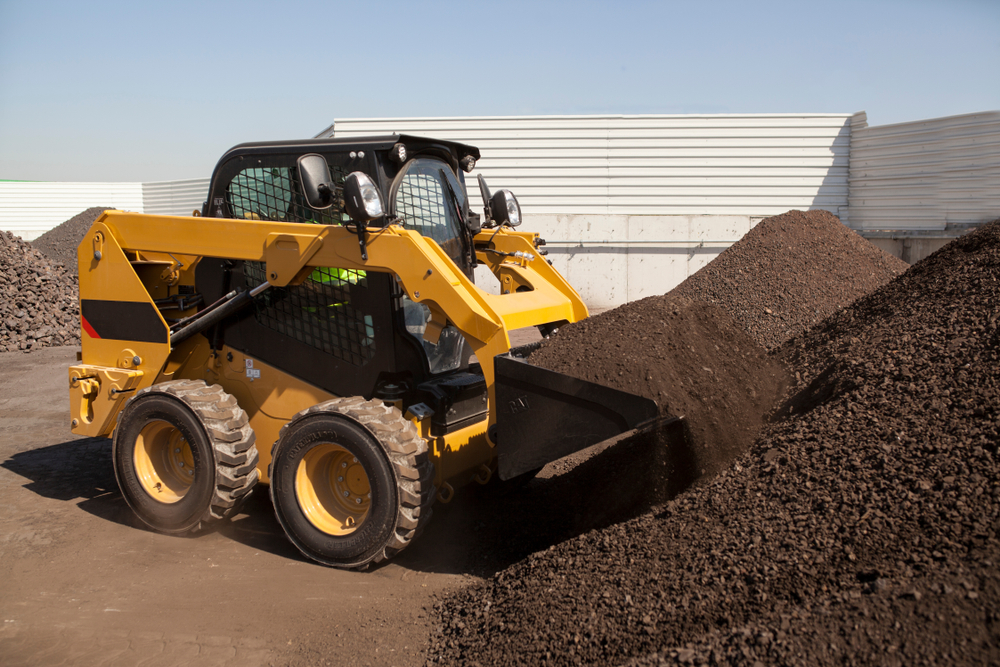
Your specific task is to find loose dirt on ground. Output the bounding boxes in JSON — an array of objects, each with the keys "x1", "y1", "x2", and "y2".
[
  {"x1": 426, "y1": 220, "x2": 1000, "y2": 666},
  {"x1": 529, "y1": 295, "x2": 789, "y2": 497},
  {"x1": 0, "y1": 348, "x2": 469, "y2": 667}
]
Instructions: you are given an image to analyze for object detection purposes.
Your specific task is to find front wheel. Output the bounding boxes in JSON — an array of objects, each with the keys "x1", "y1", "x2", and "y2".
[
  {"x1": 112, "y1": 380, "x2": 259, "y2": 533},
  {"x1": 269, "y1": 398, "x2": 435, "y2": 569}
]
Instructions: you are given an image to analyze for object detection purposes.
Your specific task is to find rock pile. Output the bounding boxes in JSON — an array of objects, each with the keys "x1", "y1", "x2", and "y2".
[
  {"x1": 31, "y1": 206, "x2": 110, "y2": 275},
  {"x1": 0, "y1": 231, "x2": 81, "y2": 352},
  {"x1": 672, "y1": 209, "x2": 908, "y2": 350},
  {"x1": 427, "y1": 221, "x2": 999, "y2": 666}
]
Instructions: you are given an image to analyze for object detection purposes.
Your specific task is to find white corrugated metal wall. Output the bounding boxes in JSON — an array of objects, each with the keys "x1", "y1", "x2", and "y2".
[
  {"x1": 849, "y1": 110, "x2": 1000, "y2": 230},
  {"x1": 141, "y1": 178, "x2": 210, "y2": 217},
  {"x1": 4, "y1": 111, "x2": 996, "y2": 303},
  {"x1": 0, "y1": 182, "x2": 144, "y2": 241},
  {"x1": 321, "y1": 114, "x2": 853, "y2": 219},
  {"x1": 323, "y1": 114, "x2": 853, "y2": 305}
]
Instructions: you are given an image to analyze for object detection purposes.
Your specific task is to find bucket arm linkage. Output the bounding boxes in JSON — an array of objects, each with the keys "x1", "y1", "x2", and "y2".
[{"x1": 86, "y1": 211, "x2": 588, "y2": 433}]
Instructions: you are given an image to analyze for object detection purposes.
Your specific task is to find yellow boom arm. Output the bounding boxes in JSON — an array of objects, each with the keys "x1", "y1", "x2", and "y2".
[{"x1": 72, "y1": 210, "x2": 587, "y2": 436}]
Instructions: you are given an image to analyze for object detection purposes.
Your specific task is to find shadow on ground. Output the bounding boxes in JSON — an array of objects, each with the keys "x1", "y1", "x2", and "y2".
[
  {"x1": 4, "y1": 423, "x2": 695, "y2": 577},
  {"x1": 396, "y1": 420, "x2": 695, "y2": 577},
  {"x1": 0, "y1": 437, "x2": 140, "y2": 528}
]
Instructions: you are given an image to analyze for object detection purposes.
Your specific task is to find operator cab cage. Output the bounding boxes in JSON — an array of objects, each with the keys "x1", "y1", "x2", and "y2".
[
  {"x1": 195, "y1": 135, "x2": 489, "y2": 436},
  {"x1": 203, "y1": 134, "x2": 480, "y2": 219}
]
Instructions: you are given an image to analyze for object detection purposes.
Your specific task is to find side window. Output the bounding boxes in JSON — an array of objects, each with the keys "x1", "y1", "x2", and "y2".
[
  {"x1": 244, "y1": 262, "x2": 376, "y2": 367},
  {"x1": 225, "y1": 162, "x2": 351, "y2": 224},
  {"x1": 228, "y1": 167, "x2": 293, "y2": 220},
  {"x1": 224, "y1": 154, "x2": 377, "y2": 367}
]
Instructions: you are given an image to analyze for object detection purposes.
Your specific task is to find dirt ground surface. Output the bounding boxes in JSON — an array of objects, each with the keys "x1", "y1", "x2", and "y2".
[{"x1": 0, "y1": 330, "x2": 560, "y2": 667}]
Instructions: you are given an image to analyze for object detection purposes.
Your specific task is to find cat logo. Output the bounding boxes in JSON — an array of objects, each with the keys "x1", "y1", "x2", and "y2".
[{"x1": 508, "y1": 396, "x2": 530, "y2": 414}]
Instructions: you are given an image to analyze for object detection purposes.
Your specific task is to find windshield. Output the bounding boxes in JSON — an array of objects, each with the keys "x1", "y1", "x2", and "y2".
[{"x1": 391, "y1": 158, "x2": 468, "y2": 266}]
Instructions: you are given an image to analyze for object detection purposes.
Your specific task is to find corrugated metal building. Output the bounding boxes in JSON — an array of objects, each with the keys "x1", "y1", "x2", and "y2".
[
  {"x1": 319, "y1": 114, "x2": 853, "y2": 219},
  {"x1": 321, "y1": 114, "x2": 855, "y2": 305},
  {"x1": 3, "y1": 111, "x2": 996, "y2": 305},
  {"x1": 141, "y1": 178, "x2": 210, "y2": 217},
  {"x1": 848, "y1": 110, "x2": 1000, "y2": 261},
  {"x1": 0, "y1": 181, "x2": 144, "y2": 241}
]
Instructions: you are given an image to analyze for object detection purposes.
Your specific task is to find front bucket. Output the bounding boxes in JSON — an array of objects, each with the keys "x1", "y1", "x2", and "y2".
[{"x1": 494, "y1": 355, "x2": 674, "y2": 480}]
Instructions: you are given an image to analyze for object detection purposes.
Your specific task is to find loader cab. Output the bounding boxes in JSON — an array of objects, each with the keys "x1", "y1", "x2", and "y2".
[{"x1": 196, "y1": 135, "x2": 487, "y2": 431}]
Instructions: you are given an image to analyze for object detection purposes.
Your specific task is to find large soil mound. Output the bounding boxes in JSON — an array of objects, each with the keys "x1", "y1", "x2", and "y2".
[
  {"x1": 672, "y1": 209, "x2": 908, "y2": 350},
  {"x1": 0, "y1": 231, "x2": 81, "y2": 352},
  {"x1": 427, "y1": 221, "x2": 999, "y2": 666},
  {"x1": 529, "y1": 296, "x2": 789, "y2": 493},
  {"x1": 30, "y1": 206, "x2": 110, "y2": 275}
]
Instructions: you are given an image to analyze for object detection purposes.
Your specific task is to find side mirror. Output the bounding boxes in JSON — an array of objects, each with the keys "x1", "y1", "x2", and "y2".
[
  {"x1": 343, "y1": 172, "x2": 385, "y2": 223},
  {"x1": 297, "y1": 154, "x2": 334, "y2": 209}
]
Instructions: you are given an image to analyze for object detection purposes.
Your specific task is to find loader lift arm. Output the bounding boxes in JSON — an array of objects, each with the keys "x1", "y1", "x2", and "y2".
[{"x1": 85, "y1": 210, "x2": 588, "y2": 436}]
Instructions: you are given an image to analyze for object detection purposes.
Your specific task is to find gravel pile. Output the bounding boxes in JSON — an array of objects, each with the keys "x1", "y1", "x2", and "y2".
[
  {"x1": 31, "y1": 206, "x2": 110, "y2": 275},
  {"x1": 426, "y1": 221, "x2": 999, "y2": 666},
  {"x1": 672, "y1": 209, "x2": 908, "y2": 350},
  {"x1": 0, "y1": 231, "x2": 81, "y2": 352}
]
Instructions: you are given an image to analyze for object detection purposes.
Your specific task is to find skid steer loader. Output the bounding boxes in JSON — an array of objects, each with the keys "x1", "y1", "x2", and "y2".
[{"x1": 68, "y1": 135, "x2": 675, "y2": 568}]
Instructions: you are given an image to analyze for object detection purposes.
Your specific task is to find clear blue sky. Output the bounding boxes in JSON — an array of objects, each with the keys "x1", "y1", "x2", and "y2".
[{"x1": 1, "y1": 0, "x2": 997, "y2": 182}]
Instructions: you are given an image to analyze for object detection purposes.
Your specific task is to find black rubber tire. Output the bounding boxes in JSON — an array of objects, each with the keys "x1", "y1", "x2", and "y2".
[
  {"x1": 113, "y1": 380, "x2": 259, "y2": 534},
  {"x1": 269, "y1": 397, "x2": 435, "y2": 569}
]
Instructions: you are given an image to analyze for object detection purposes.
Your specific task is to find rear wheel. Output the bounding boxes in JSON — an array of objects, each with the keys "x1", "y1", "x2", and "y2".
[
  {"x1": 113, "y1": 380, "x2": 259, "y2": 533},
  {"x1": 270, "y1": 397, "x2": 435, "y2": 569}
]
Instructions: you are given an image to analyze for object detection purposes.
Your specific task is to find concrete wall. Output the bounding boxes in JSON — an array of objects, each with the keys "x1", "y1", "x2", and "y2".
[
  {"x1": 474, "y1": 214, "x2": 751, "y2": 307},
  {"x1": 866, "y1": 237, "x2": 951, "y2": 264}
]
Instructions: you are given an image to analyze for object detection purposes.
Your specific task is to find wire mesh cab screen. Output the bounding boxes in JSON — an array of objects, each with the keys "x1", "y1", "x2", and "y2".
[
  {"x1": 227, "y1": 164, "x2": 349, "y2": 224},
  {"x1": 225, "y1": 155, "x2": 376, "y2": 366}
]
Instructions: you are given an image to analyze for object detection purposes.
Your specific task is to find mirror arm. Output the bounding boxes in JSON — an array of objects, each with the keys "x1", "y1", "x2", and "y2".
[
  {"x1": 356, "y1": 223, "x2": 368, "y2": 261},
  {"x1": 317, "y1": 182, "x2": 333, "y2": 206}
]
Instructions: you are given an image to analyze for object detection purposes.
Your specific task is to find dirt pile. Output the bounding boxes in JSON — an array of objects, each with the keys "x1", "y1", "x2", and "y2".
[
  {"x1": 0, "y1": 231, "x2": 81, "y2": 352},
  {"x1": 529, "y1": 296, "x2": 789, "y2": 494},
  {"x1": 672, "y1": 209, "x2": 908, "y2": 350},
  {"x1": 426, "y1": 221, "x2": 1000, "y2": 666},
  {"x1": 30, "y1": 206, "x2": 110, "y2": 274}
]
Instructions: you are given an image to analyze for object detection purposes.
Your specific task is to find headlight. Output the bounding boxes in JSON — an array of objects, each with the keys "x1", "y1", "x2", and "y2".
[
  {"x1": 460, "y1": 155, "x2": 477, "y2": 173},
  {"x1": 491, "y1": 189, "x2": 521, "y2": 227},
  {"x1": 343, "y1": 171, "x2": 386, "y2": 222},
  {"x1": 360, "y1": 179, "x2": 384, "y2": 217}
]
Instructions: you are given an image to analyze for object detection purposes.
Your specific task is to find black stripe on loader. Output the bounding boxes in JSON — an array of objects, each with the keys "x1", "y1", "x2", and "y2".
[{"x1": 80, "y1": 299, "x2": 168, "y2": 344}]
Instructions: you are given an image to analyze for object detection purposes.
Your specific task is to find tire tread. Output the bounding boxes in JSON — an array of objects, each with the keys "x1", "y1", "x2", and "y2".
[{"x1": 272, "y1": 397, "x2": 435, "y2": 569}]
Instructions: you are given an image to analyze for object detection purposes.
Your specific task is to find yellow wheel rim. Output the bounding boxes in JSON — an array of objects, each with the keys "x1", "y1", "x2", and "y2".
[
  {"x1": 133, "y1": 420, "x2": 195, "y2": 503},
  {"x1": 295, "y1": 443, "x2": 371, "y2": 536}
]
